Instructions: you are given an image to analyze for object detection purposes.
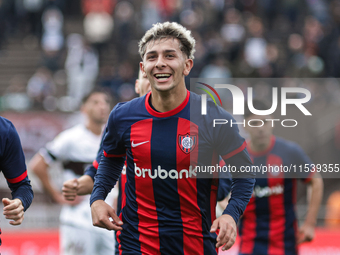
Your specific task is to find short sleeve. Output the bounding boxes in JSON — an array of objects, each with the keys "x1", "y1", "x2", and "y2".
[
  {"x1": 291, "y1": 144, "x2": 315, "y2": 183},
  {"x1": 40, "y1": 130, "x2": 71, "y2": 164}
]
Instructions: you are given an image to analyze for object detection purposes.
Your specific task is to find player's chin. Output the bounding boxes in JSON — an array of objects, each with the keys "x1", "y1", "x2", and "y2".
[{"x1": 154, "y1": 83, "x2": 175, "y2": 92}]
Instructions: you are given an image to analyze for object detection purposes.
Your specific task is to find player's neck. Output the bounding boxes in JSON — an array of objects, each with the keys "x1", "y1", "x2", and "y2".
[
  {"x1": 150, "y1": 85, "x2": 187, "y2": 112},
  {"x1": 85, "y1": 121, "x2": 103, "y2": 136},
  {"x1": 250, "y1": 137, "x2": 272, "y2": 153}
]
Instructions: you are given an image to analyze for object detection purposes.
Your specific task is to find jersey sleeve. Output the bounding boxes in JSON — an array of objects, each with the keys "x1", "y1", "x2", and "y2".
[
  {"x1": 209, "y1": 105, "x2": 255, "y2": 223},
  {"x1": 291, "y1": 143, "x2": 315, "y2": 183},
  {"x1": 90, "y1": 107, "x2": 126, "y2": 205},
  {"x1": 217, "y1": 158, "x2": 231, "y2": 201},
  {"x1": 84, "y1": 129, "x2": 106, "y2": 180},
  {"x1": 40, "y1": 130, "x2": 71, "y2": 164},
  {"x1": 1, "y1": 122, "x2": 33, "y2": 211}
]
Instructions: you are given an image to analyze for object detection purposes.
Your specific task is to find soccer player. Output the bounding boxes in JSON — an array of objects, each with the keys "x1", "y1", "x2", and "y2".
[
  {"x1": 61, "y1": 69, "x2": 151, "y2": 200},
  {"x1": 90, "y1": 22, "x2": 255, "y2": 254},
  {"x1": 62, "y1": 69, "x2": 151, "y2": 255},
  {"x1": 28, "y1": 89, "x2": 115, "y2": 255},
  {"x1": 238, "y1": 100, "x2": 324, "y2": 255},
  {"x1": 0, "y1": 116, "x2": 34, "y2": 226}
]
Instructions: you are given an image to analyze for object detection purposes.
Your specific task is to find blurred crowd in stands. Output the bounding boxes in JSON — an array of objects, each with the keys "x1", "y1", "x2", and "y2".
[{"x1": 0, "y1": 0, "x2": 340, "y2": 111}]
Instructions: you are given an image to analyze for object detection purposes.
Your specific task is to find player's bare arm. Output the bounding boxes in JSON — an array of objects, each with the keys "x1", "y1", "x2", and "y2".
[
  {"x1": 297, "y1": 172, "x2": 324, "y2": 244},
  {"x1": 91, "y1": 200, "x2": 123, "y2": 231},
  {"x1": 210, "y1": 214, "x2": 237, "y2": 251},
  {"x1": 29, "y1": 153, "x2": 64, "y2": 204},
  {"x1": 62, "y1": 175, "x2": 94, "y2": 201},
  {"x1": 2, "y1": 198, "x2": 24, "y2": 225}
]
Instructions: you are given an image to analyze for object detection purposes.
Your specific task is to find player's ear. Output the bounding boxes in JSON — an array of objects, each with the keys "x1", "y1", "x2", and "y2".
[
  {"x1": 135, "y1": 79, "x2": 140, "y2": 94},
  {"x1": 183, "y1": 58, "x2": 193, "y2": 76},
  {"x1": 140, "y1": 62, "x2": 147, "y2": 78}
]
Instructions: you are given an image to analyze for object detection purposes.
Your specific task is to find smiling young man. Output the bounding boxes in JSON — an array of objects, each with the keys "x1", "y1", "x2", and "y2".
[{"x1": 90, "y1": 22, "x2": 255, "y2": 254}]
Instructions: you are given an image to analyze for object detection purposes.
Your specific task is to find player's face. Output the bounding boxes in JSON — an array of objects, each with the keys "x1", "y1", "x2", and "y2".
[
  {"x1": 135, "y1": 75, "x2": 151, "y2": 96},
  {"x1": 244, "y1": 114, "x2": 273, "y2": 149},
  {"x1": 140, "y1": 38, "x2": 193, "y2": 93},
  {"x1": 83, "y1": 92, "x2": 110, "y2": 125}
]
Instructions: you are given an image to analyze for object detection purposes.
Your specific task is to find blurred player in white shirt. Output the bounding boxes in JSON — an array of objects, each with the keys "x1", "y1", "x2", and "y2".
[{"x1": 29, "y1": 89, "x2": 115, "y2": 255}]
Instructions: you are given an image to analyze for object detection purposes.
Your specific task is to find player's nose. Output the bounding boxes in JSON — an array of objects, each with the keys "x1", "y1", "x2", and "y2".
[{"x1": 155, "y1": 56, "x2": 166, "y2": 69}]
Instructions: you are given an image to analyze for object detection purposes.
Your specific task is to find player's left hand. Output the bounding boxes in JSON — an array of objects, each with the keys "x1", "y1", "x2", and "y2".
[
  {"x1": 210, "y1": 214, "x2": 237, "y2": 251},
  {"x1": 2, "y1": 198, "x2": 24, "y2": 226},
  {"x1": 297, "y1": 223, "x2": 315, "y2": 244}
]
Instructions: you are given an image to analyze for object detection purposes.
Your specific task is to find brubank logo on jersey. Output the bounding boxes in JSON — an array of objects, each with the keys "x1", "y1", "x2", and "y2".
[
  {"x1": 134, "y1": 163, "x2": 197, "y2": 179},
  {"x1": 196, "y1": 82, "x2": 312, "y2": 128}
]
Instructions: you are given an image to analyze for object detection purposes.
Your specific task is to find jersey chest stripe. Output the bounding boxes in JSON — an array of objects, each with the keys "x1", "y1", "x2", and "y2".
[
  {"x1": 131, "y1": 119, "x2": 161, "y2": 254},
  {"x1": 240, "y1": 198, "x2": 256, "y2": 254},
  {"x1": 267, "y1": 154, "x2": 285, "y2": 255},
  {"x1": 121, "y1": 173, "x2": 127, "y2": 214},
  {"x1": 176, "y1": 118, "x2": 204, "y2": 255}
]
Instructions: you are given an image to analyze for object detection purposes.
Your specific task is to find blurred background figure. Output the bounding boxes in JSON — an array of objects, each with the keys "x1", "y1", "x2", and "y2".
[
  {"x1": 28, "y1": 89, "x2": 116, "y2": 255},
  {"x1": 26, "y1": 66, "x2": 56, "y2": 109},
  {"x1": 65, "y1": 33, "x2": 99, "y2": 107}
]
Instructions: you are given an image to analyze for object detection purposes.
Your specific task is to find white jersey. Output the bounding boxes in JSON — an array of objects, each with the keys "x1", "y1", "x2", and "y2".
[{"x1": 40, "y1": 124, "x2": 117, "y2": 232}]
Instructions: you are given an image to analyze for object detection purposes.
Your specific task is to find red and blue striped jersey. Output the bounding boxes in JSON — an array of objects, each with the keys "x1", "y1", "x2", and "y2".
[
  {"x1": 239, "y1": 136, "x2": 314, "y2": 255},
  {"x1": 0, "y1": 117, "x2": 33, "y2": 211},
  {"x1": 87, "y1": 139, "x2": 232, "y2": 255},
  {"x1": 91, "y1": 91, "x2": 255, "y2": 255}
]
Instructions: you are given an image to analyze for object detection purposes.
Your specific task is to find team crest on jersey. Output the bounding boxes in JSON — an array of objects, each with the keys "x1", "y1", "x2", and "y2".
[{"x1": 178, "y1": 134, "x2": 197, "y2": 154}]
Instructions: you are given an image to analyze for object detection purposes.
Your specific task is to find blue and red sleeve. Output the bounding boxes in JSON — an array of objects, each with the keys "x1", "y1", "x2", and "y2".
[
  {"x1": 211, "y1": 106, "x2": 255, "y2": 223},
  {"x1": 1, "y1": 121, "x2": 33, "y2": 211},
  {"x1": 90, "y1": 108, "x2": 126, "y2": 205},
  {"x1": 84, "y1": 129, "x2": 107, "y2": 180}
]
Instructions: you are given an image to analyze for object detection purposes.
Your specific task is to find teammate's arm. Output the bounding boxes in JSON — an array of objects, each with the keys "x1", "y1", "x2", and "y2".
[
  {"x1": 1, "y1": 122, "x2": 34, "y2": 225},
  {"x1": 297, "y1": 172, "x2": 323, "y2": 244}
]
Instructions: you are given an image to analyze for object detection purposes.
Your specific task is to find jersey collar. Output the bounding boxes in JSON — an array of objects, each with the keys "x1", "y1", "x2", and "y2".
[{"x1": 145, "y1": 90, "x2": 190, "y2": 118}]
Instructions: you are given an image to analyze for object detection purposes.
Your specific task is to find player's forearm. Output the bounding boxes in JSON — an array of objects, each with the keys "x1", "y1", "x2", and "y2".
[
  {"x1": 223, "y1": 177, "x2": 255, "y2": 223},
  {"x1": 305, "y1": 174, "x2": 323, "y2": 226},
  {"x1": 77, "y1": 175, "x2": 94, "y2": 195},
  {"x1": 8, "y1": 177, "x2": 34, "y2": 211},
  {"x1": 30, "y1": 155, "x2": 61, "y2": 200},
  {"x1": 90, "y1": 155, "x2": 124, "y2": 205}
]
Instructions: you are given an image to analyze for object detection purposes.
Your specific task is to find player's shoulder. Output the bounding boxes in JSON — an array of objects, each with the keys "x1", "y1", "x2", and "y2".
[
  {"x1": 0, "y1": 116, "x2": 17, "y2": 138},
  {"x1": 52, "y1": 124, "x2": 85, "y2": 143},
  {"x1": 112, "y1": 95, "x2": 146, "y2": 118},
  {"x1": 189, "y1": 91, "x2": 234, "y2": 119},
  {"x1": 274, "y1": 136, "x2": 305, "y2": 154}
]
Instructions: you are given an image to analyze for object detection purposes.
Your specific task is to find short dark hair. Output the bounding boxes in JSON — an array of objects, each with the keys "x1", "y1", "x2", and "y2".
[
  {"x1": 82, "y1": 87, "x2": 111, "y2": 105},
  {"x1": 244, "y1": 99, "x2": 271, "y2": 119}
]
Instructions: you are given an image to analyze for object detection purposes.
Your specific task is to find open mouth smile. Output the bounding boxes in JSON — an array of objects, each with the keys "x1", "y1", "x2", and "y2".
[{"x1": 154, "y1": 73, "x2": 172, "y2": 82}]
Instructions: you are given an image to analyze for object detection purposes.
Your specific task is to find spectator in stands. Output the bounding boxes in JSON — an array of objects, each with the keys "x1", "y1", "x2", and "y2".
[{"x1": 65, "y1": 33, "x2": 99, "y2": 106}]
